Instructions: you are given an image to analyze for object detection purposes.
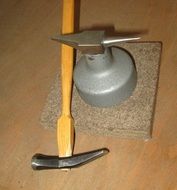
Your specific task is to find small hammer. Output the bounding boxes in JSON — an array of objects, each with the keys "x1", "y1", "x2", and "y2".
[{"x1": 31, "y1": 0, "x2": 109, "y2": 170}]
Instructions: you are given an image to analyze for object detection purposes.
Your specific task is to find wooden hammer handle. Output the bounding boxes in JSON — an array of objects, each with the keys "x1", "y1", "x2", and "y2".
[
  {"x1": 57, "y1": 0, "x2": 75, "y2": 158},
  {"x1": 61, "y1": 0, "x2": 74, "y2": 116}
]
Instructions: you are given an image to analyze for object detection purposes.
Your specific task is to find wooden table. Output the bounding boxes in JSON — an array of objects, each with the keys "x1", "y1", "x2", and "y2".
[{"x1": 0, "y1": 0, "x2": 177, "y2": 189}]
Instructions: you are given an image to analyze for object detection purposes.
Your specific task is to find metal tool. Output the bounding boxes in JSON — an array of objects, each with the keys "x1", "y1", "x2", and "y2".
[
  {"x1": 31, "y1": 0, "x2": 109, "y2": 170},
  {"x1": 52, "y1": 30, "x2": 140, "y2": 54},
  {"x1": 52, "y1": 30, "x2": 140, "y2": 107},
  {"x1": 32, "y1": 149, "x2": 108, "y2": 170}
]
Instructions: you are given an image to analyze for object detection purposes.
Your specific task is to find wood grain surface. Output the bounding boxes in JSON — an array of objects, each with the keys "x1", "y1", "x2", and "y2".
[
  {"x1": 0, "y1": 0, "x2": 177, "y2": 189},
  {"x1": 57, "y1": 0, "x2": 75, "y2": 157}
]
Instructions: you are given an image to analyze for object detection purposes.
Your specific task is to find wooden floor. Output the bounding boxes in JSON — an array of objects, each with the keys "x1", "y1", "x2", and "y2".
[{"x1": 0, "y1": 0, "x2": 177, "y2": 189}]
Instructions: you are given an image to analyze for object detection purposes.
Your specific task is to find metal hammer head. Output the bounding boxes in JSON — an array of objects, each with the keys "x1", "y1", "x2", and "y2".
[
  {"x1": 31, "y1": 148, "x2": 109, "y2": 170},
  {"x1": 52, "y1": 30, "x2": 140, "y2": 54}
]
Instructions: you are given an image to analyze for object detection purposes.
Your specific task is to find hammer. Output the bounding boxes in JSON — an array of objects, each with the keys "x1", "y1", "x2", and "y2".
[{"x1": 31, "y1": 0, "x2": 108, "y2": 170}]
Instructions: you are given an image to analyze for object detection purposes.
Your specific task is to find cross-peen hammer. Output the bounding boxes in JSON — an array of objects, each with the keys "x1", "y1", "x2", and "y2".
[{"x1": 31, "y1": 0, "x2": 109, "y2": 170}]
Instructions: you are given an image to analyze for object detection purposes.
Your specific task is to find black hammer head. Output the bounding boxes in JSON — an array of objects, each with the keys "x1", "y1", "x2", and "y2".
[{"x1": 31, "y1": 148, "x2": 109, "y2": 170}]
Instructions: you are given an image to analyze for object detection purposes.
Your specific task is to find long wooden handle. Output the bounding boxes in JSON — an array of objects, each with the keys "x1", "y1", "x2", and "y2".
[
  {"x1": 61, "y1": 0, "x2": 74, "y2": 116},
  {"x1": 57, "y1": 0, "x2": 75, "y2": 157}
]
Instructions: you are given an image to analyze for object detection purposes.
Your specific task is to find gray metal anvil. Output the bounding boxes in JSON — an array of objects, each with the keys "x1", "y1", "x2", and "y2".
[{"x1": 52, "y1": 30, "x2": 140, "y2": 107}]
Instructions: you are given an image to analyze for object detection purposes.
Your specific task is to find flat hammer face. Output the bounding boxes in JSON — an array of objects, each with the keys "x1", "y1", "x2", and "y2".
[{"x1": 31, "y1": 148, "x2": 109, "y2": 170}]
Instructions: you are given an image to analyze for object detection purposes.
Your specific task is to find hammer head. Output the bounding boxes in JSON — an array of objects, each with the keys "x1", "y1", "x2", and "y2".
[{"x1": 31, "y1": 148, "x2": 109, "y2": 170}]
